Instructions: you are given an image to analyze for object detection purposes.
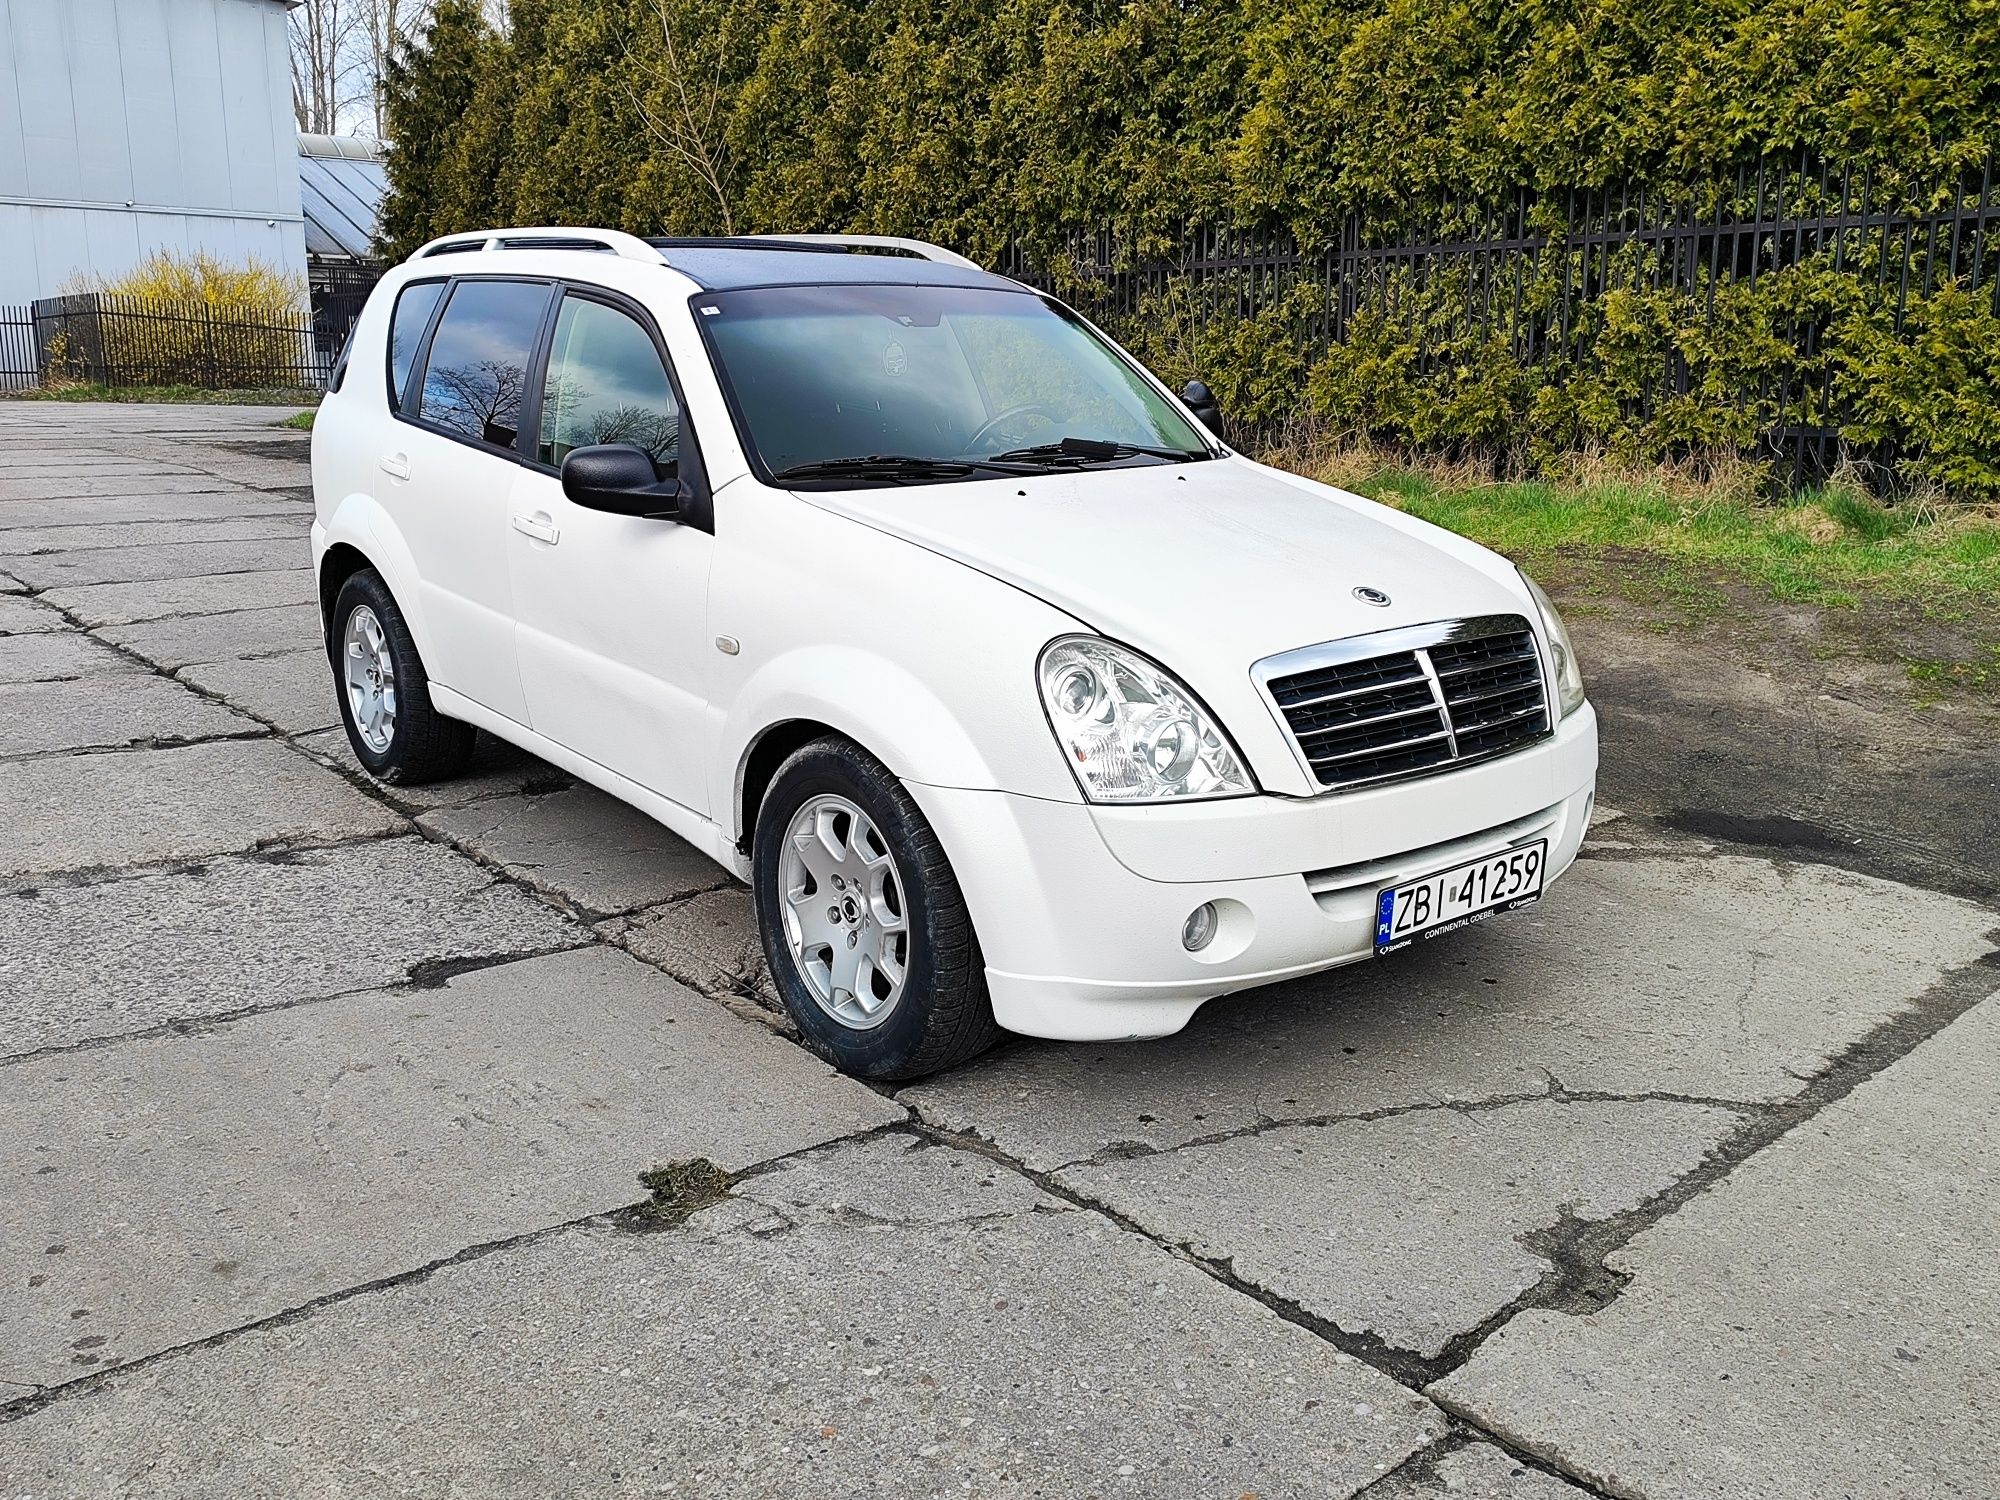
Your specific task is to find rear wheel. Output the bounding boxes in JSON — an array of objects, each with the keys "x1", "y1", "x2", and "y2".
[
  {"x1": 752, "y1": 737, "x2": 999, "y2": 1080},
  {"x1": 327, "y1": 568, "x2": 475, "y2": 784}
]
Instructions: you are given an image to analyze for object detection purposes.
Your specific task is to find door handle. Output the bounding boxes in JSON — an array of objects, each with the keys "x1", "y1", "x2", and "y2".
[
  {"x1": 379, "y1": 453, "x2": 411, "y2": 480},
  {"x1": 511, "y1": 513, "x2": 560, "y2": 545}
]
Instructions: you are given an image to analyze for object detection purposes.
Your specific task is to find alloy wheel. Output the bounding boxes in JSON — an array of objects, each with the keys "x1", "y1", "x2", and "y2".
[
  {"x1": 778, "y1": 794, "x2": 912, "y2": 1029},
  {"x1": 341, "y1": 604, "x2": 397, "y2": 753}
]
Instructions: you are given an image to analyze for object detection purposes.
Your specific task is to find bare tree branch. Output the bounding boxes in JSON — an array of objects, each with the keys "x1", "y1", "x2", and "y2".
[{"x1": 624, "y1": 1, "x2": 737, "y2": 234}]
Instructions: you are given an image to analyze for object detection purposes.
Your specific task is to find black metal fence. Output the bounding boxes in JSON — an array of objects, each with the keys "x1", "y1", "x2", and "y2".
[
  {"x1": 997, "y1": 153, "x2": 2000, "y2": 480},
  {"x1": 0, "y1": 303, "x2": 34, "y2": 391},
  {"x1": 0, "y1": 271, "x2": 383, "y2": 393},
  {"x1": 309, "y1": 262, "x2": 384, "y2": 366}
]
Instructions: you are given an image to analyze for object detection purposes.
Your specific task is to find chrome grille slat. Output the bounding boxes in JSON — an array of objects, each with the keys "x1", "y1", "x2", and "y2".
[
  {"x1": 1435, "y1": 651, "x2": 1538, "y2": 680},
  {"x1": 1293, "y1": 700, "x2": 1442, "y2": 741},
  {"x1": 1444, "y1": 678, "x2": 1542, "y2": 711},
  {"x1": 1256, "y1": 615, "x2": 1551, "y2": 791},
  {"x1": 1277, "y1": 672, "x2": 1432, "y2": 710},
  {"x1": 1308, "y1": 728, "x2": 1452, "y2": 765}
]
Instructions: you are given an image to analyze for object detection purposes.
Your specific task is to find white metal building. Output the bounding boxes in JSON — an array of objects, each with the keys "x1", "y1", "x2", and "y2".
[{"x1": 0, "y1": 0, "x2": 305, "y2": 305}]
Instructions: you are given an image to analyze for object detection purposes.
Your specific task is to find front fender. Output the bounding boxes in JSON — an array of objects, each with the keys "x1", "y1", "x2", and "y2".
[
  {"x1": 315, "y1": 491, "x2": 438, "y2": 669},
  {"x1": 716, "y1": 643, "x2": 1080, "y2": 841}
]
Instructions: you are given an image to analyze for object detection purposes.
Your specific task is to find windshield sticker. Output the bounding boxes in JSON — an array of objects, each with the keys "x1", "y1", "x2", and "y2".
[{"x1": 882, "y1": 340, "x2": 908, "y2": 377}]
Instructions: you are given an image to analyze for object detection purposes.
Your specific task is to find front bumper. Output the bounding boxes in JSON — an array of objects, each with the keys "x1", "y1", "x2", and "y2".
[{"x1": 906, "y1": 703, "x2": 1597, "y2": 1041}]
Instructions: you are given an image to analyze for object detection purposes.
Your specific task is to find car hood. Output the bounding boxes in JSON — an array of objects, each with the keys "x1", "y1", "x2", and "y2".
[{"x1": 799, "y1": 455, "x2": 1534, "y2": 680}]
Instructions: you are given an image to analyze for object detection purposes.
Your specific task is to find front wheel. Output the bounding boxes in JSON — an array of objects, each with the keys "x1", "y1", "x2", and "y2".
[{"x1": 752, "y1": 738, "x2": 999, "y2": 1080}]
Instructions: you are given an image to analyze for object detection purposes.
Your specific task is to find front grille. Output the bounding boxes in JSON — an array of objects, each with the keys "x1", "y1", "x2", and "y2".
[{"x1": 1257, "y1": 615, "x2": 1550, "y2": 790}]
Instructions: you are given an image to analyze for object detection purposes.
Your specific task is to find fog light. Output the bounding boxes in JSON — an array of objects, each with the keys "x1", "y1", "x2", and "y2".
[{"x1": 1181, "y1": 902, "x2": 1218, "y2": 952}]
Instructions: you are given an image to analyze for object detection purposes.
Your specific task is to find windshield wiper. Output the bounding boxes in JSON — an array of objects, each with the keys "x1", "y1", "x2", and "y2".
[
  {"x1": 989, "y1": 436, "x2": 1207, "y2": 466},
  {"x1": 771, "y1": 454, "x2": 1034, "y2": 486}
]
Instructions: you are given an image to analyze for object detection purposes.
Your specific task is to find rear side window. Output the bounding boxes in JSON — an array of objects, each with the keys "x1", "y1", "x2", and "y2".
[
  {"x1": 387, "y1": 280, "x2": 445, "y2": 409},
  {"x1": 416, "y1": 280, "x2": 551, "y2": 451},
  {"x1": 536, "y1": 295, "x2": 680, "y2": 471}
]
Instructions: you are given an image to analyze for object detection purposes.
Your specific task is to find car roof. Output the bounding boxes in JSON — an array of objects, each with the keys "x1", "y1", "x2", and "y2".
[{"x1": 645, "y1": 239, "x2": 1024, "y2": 294}]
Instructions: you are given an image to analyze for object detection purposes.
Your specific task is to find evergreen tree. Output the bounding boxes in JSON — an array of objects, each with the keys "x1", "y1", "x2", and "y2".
[{"x1": 379, "y1": 0, "x2": 500, "y2": 258}]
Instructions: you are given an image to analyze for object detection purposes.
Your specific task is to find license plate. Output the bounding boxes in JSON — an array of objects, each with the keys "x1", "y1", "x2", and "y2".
[{"x1": 1374, "y1": 839, "x2": 1547, "y2": 955}]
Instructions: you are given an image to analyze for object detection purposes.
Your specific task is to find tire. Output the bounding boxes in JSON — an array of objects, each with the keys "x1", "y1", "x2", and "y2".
[
  {"x1": 753, "y1": 737, "x2": 1000, "y2": 1081},
  {"x1": 327, "y1": 568, "x2": 475, "y2": 785}
]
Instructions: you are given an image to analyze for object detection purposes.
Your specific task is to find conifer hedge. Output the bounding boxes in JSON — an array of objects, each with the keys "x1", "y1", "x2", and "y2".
[{"x1": 381, "y1": 0, "x2": 2000, "y2": 490}]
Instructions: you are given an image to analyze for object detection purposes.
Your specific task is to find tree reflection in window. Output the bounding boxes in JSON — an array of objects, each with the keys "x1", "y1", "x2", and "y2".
[
  {"x1": 537, "y1": 297, "x2": 681, "y2": 471},
  {"x1": 418, "y1": 281, "x2": 549, "y2": 450}
]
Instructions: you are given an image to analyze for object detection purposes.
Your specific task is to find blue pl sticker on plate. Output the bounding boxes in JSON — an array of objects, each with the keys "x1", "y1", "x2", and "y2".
[{"x1": 1375, "y1": 887, "x2": 1397, "y2": 946}]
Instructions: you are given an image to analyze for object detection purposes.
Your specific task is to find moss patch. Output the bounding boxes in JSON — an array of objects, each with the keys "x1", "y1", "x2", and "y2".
[{"x1": 629, "y1": 1158, "x2": 733, "y2": 1229}]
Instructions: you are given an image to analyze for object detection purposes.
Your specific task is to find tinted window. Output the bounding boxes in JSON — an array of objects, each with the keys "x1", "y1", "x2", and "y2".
[
  {"x1": 387, "y1": 280, "x2": 445, "y2": 408},
  {"x1": 417, "y1": 280, "x2": 550, "y2": 449},
  {"x1": 537, "y1": 296, "x2": 680, "y2": 470}
]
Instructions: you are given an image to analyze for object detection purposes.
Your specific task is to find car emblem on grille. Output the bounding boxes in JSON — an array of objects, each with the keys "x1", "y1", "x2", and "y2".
[{"x1": 1352, "y1": 586, "x2": 1392, "y2": 607}]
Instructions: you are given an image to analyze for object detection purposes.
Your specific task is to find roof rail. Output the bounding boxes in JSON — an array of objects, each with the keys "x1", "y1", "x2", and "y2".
[
  {"x1": 409, "y1": 227, "x2": 667, "y2": 264},
  {"x1": 743, "y1": 233, "x2": 982, "y2": 271}
]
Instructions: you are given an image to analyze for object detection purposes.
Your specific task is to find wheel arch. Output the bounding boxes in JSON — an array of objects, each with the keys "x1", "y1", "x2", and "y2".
[
  {"x1": 736, "y1": 717, "x2": 842, "y2": 855},
  {"x1": 722, "y1": 643, "x2": 1075, "y2": 851},
  {"x1": 317, "y1": 542, "x2": 372, "y2": 639},
  {"x1": 314, "y1": 495, "x2": 437, "y2": 665}
]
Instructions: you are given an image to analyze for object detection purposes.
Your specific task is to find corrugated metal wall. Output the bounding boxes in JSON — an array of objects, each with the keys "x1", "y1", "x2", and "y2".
[{"x1": 0, "y1": 0, "x2": 306, "y2": 303}]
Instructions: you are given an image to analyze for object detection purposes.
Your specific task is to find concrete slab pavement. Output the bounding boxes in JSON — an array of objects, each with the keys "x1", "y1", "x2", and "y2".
[
  {"x1": 0, "y1": 738, "x2": 402, "y2": 881},
  {"x1": 101, "y1": 600, "x2": 321, "y2": 668},
  {"x1": 904, "y1": 852, "x2": 1999, "y2": 1173},
  {"x1": 0, "y1": 594, "x2": 62, "y2": 633},
  {"x1": 1430, "y1": 992, "x2": 2000, "y2": 1500},
  {"x1": 604, "y1": 887, "x2": 777, "y2": 1014},
  {"x1": 420, "y1": 785, "x2": 731, "y2": 917},
  {"x1": 0, "y1": 1133, "x2": 1445, "y2": 1499},
  {"x1": 0, "y1": 472, "x2": 283, "y2": 502},
  {"x1": 0, "y1": 671, "x2": 257, "y2": 756},
  {"x1": 177, "y1": 649, "x2": 339, "y2": 733},
  {"x1": 4, "y1": 399, "x2": 1997, "y2": 1500},
  {"x1": 39, "y1": 567, "x2": 317, "y2": 626},
  {"x1": 0, "y1": 516, "x2": 303, "y2": 553},
  {"x1": 0, "y1": 629, "x2": 137, "y2": 683},
  {"x1": 0, "y1": 537, "x2": 307, "y2": 589},
  {"x1": 0, "y1": 492, "x2": 309, "y2": 530},
  {"x1": 297, "y1": 724, "x2": 570, "y2": 810},
  {"x1": 0, "y1": 835, "x2": 584, "y2": 1057},
  {"x1": 1059, "y1": 1098, "x2": 1739, "y2": 1362},
  {"x1": 2, "y1": 947, "x2": 903, "y2": 1387},
  {"x1": 1371, "y1": 1442, "x2": 1598, "y2": 1497}
]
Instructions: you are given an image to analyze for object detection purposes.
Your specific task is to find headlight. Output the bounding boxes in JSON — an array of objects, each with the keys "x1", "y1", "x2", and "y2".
[
  {"x1": 1520, "y1": 571, "x2": 1586, "y2": 718},
  {"x1": 1037, "y1": 636, "x2": 1254, "y2": 802}
]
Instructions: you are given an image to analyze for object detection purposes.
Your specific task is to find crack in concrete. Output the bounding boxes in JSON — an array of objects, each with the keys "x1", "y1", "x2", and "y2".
[
  {"x1": 1047, "y1": 1078, "x2": 1763, "y2": 1172},
  {"x1": 899, "y1": 932, "x2": 1997, "y2": 1498},
  {"x1": 0, "y1": 727, "x2": 272, "y2": 765},
  {"x1": 0, "y1": 824, "x2": 414, "y2": 897},
  {"x1": 0, "y1": 940, "x2": 593, "y2": 1069},
  {"x1": 1410, "y1": 946, "x2": 2000, "y2": 1383},
  {"x1": 0, "y1": 1120, "x2": 920, "y2": 1428}
]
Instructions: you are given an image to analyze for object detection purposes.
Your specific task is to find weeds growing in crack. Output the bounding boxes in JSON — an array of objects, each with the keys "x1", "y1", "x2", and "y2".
[{"x1": 622, "y1": 1159, "x2": 734, "y2": 1232}]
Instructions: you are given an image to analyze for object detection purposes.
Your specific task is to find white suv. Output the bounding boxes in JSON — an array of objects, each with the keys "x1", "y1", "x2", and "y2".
[{"x1": 311, "y1": 228, "x2": 1597, "y2": 1079}]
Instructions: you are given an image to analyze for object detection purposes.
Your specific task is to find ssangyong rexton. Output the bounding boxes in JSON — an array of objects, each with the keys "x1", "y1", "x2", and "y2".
[{"x1": 310, "y1": 229, "x2": 1597, "y2": 1079}]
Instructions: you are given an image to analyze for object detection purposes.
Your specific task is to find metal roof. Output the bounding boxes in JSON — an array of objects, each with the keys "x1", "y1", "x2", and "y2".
[
  {"x1": 647, "y1": 241, "x2": 1017, "y2": 293},
  {"x1": 298, "y1": 135, "x2": 385, "y2": 263}
]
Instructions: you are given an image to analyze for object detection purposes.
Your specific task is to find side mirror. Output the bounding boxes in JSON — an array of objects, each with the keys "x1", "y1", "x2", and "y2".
[
  {"x1": 559, "y1": 444, "x2": 681, "y2": 519},
  {"x1": 1181, "y1": 380, "x2": 1224, "y2": 439}
]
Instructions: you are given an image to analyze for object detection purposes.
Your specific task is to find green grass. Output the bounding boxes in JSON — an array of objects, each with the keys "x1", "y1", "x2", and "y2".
[
  {"x1": 1, "y1": 383, "x2": 323, "y2": 407},
  {"x1": 279, "y1": 409, "x2": 316, "y2": 430},
  {"x1": 1348, "y1": 470, "x2": 2000, "y2": 610}
]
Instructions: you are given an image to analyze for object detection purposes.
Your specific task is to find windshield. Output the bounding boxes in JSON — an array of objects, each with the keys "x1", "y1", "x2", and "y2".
[{"x1": 694, "y1": 283, "x2": 1212, "y2": 487}]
